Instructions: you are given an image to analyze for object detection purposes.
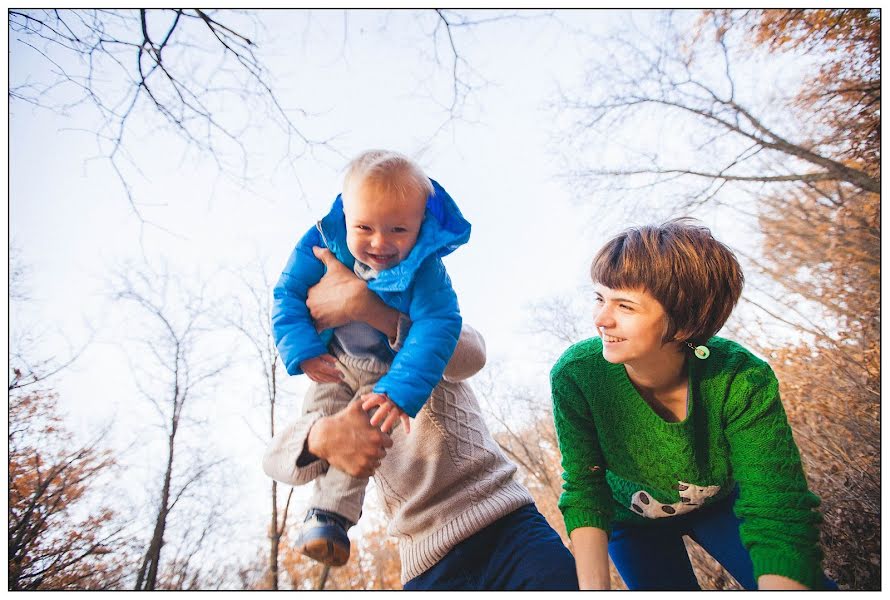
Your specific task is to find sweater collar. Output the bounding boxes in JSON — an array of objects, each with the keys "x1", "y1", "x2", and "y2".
[{"x1": 608, "y1": 351, "x2": 695, "y2": 427}]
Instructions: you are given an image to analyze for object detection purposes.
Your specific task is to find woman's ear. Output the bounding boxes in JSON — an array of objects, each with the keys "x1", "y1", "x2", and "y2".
[
  {"x1": 669, "y1": 325, "x2": 696, "y2": 345},
  {"x1": 672, "y1": 331, "x2": 692, "y2": 343}
]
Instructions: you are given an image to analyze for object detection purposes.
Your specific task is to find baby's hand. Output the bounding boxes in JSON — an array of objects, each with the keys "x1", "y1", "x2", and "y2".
[
  {"x1": 361, "y1": 393, "x2": 411, "y2": 434},
  {"x1": 299, "y1": 354, "x2": 342, "y2": 383}
]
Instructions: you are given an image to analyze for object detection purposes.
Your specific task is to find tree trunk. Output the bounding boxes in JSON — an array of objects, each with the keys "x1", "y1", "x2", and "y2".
[
  {"x1": 135, "y1": 428, "x2": 176, "y2": 590},
  {"x1": 268, "y1": 480, "x2": 280, "y2": 590}
]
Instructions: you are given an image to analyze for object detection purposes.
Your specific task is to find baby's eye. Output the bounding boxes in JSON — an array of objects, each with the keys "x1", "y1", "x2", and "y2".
[
  {"x1": 392, "y1": 227, "x2": 408, "y2": 233},
  {"x1": 355, "y1": 224, "x2": 371, "y2": 231}
]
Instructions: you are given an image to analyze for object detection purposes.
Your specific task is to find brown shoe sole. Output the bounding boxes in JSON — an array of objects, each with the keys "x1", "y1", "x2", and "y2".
[{"x1": 299, "y1": 537, "x2": 350, "y2": 567}]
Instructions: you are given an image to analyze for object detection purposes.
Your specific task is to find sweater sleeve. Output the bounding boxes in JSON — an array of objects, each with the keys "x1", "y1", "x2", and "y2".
[
  {"x1": 723, "y1": 361, "x2": 825, "y2": 589},
  {"x1": 373, "y1": 257, "x2": 461, "y2": 417},
  {"x1": 551, "y1": 361, "x2": 614, "y2": 536},
  {"x1": 442, "y1": 324, "x2": 486, "y2": 383},
  {"x1": 262, "y1": 411, "x2": 327, "y2": 486}
]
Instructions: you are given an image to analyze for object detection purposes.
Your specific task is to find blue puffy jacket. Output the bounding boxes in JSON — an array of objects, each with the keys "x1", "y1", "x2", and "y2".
[{"x1": 272, "y1": 179, "x2": 471, "y2": 417}]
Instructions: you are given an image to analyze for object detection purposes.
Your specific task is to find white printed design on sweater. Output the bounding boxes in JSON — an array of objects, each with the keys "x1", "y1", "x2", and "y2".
[{"x1": 629, "y1": 481, "x2": 720, "y2": 518}]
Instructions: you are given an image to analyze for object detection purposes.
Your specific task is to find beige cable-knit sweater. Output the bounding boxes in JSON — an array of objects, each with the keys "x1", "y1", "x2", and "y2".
[{"x1": 262, "y1": 325, "x2": 534, "y2": 583}]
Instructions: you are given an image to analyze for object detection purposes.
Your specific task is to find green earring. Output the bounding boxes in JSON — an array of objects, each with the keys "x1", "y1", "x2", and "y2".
[{"x1": 687, "y1": 342, "x2": 709, "y2": 359}]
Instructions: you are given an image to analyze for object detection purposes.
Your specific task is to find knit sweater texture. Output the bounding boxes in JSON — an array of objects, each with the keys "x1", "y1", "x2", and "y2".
[
  {"x1": 551, "y1": 336, "x2": 825, "y2": 589},
  {"x1": 263, "y1": 326, "x2": 534, "y2": 584}
]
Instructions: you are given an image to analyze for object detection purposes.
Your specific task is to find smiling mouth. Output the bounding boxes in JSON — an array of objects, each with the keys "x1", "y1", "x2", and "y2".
[
  {"x1": 366, "y1": 252, "x2": 396, "y2": 264},
  {"x1": 602, "y1": 333, "x2": 626, "y2": 343}
]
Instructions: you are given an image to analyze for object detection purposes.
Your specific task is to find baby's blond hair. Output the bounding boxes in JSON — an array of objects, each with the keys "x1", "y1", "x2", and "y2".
[{"x1": 343, "y1": 150, "x2": 433, "y2": 207}]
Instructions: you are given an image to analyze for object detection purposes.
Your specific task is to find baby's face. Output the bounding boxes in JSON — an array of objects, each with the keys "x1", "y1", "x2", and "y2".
[{"x1": 342, "y1": 179, "x2": 426, "y2": 271}]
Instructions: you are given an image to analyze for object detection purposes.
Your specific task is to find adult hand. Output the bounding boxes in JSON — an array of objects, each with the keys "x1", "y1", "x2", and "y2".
[
  {"x1": 306, "y1": 247, "x2": 370, "y2": 331},
  {"x1": 307, "y1": 246, "x2": 400, "y2": 338},
  {"x1": 307, "y1": 401, "x2": 393, "y2": 478},
  {"x1": 758, "y1": 575, "x2": 809, "y2": 590}
]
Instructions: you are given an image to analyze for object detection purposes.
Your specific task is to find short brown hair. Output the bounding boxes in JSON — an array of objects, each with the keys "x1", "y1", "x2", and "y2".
[{"x1": 590, "y1": 218, "x2": 744, "y2": 344}]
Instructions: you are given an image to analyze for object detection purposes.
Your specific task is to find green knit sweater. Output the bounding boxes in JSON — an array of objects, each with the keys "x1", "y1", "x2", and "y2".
[{"x1": 551, "y1": 336, "x2": 825, "y2": 589}]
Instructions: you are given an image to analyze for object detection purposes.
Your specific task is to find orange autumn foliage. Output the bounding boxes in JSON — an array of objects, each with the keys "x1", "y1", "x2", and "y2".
[
  {"x1": 8, "y1": 388, "x2": 126, "y2": 589},
  {"x1": 719, "y1": 9, "x2": 880, "y2": 589}
]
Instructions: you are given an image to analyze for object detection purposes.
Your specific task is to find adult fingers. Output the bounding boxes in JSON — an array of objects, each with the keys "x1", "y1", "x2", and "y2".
[
  {"x1": 347, "y1": 398, "x2": 372, "y2": 418},
  {"x1": 353, "y1": 464, "x2": 373, "y2": 478},
  {"x1": 312, "y1": 246, "x2": 338, "y2": 267},
  {"x1": 357, "y1": 449, "x2": 386, "y2": 477},
  {"x1": 365, "y1": 426, "x2": 393, "y2": 450},
  {"x1": 313, "y1": 247, "x2": 351, "y2": 275},
  {"x1": 376, "y1": 431, "x2": 394, "y2": 449}
]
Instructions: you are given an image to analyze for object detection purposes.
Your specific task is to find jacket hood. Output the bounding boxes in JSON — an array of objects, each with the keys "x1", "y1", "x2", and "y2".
[{"x1": 318, "y1": 178, "x2": 471, "y2": 292}]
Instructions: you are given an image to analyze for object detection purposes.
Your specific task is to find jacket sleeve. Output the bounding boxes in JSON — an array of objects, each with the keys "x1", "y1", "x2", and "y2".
[
  {"x1": 388, "y1": 315, "x2": 486, "y2": 383},
  {"x1": 271, "y1": 227, "x2": 329, "y2": 376},
  {"x1": 372, "y1": 257, "x2": 461, "y2": 417},
  {"x1": 551, "y1": 360, "x2": 614, "y2": 536},
  {"x1": 724, "y1": 359, "x2": 825, "y2": 589}
]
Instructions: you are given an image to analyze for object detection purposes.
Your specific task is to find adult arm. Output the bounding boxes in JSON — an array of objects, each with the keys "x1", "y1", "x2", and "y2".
[
  {"x1": 262, "y1": 401, "x2": 393, "y2": 484},
  {"x1": 307, "y1": 246, "x2": 400, "y2": 339},
  {"x1": 308, "y1": 247, "x2": 484, "y2": 382},
  {"x1": 551, "y1": 359, "x2": 615, "y2": 588},
  {"x1": 724, "y1": 359, "x2": 824, "y2": 590},
  {"x1": 757, "y1": 574, "x2": 809, "y2": 590},
  {"x1": 569, "y1": 527, "x2": 611, "y2": 590}
]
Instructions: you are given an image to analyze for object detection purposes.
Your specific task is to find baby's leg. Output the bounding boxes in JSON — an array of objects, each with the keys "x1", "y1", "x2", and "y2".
[
  {"x1": 298, "y1": 364, "x2": 385, "y2": 566},
  {"x1": 306, "y1": 372, "x2": 381, "y2": 524},
  {"x1": 297, "y1": 373, "x2": 362, "y2": 566},
  {"x1": 301, "y1": 375, "x2": 360, "y2": 522}
]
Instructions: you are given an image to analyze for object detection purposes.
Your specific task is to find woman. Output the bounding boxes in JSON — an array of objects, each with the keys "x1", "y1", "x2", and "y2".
[{"x1": 552, "y1": 219, "x2": 834, "y2": 590}]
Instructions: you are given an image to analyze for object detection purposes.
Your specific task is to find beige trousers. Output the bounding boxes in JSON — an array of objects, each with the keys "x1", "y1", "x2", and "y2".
[{"x1": 303, "y1": 348, "x2": 390, "y2": 524}]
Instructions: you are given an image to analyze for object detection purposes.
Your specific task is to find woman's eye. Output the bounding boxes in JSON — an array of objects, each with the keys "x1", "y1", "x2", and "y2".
[{"x1": 620, "y1": 304, "x2": 633, "y2": 311}]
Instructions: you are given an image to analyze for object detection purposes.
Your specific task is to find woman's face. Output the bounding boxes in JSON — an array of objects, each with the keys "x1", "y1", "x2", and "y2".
[{"x1": 592, "y1": 284, "x2": 675, "y2": 366}]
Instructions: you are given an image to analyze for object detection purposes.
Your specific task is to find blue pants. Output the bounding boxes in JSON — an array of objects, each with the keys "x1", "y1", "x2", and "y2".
[
  {"x1": 608, "y1": 489, "x2": 836, "y2": 590},
  {"x1": 404, "y1": 503, "x2": 579, "y2": 590}
]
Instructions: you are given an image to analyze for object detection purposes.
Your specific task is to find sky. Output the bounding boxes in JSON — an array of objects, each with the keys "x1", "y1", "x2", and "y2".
[{"x1": 5, "y1": 8, "x2": 824, "y2": 583}]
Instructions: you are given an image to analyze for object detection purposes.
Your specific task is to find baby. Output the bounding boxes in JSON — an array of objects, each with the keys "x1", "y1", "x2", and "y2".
[{"x1": 271, "y1": 150, "x2": 470, "y2": 566}]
